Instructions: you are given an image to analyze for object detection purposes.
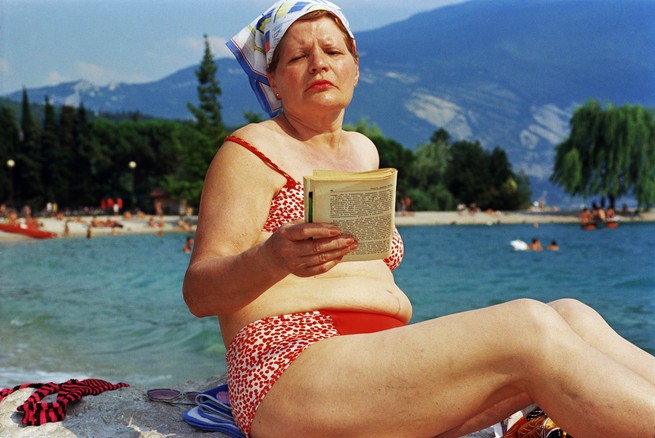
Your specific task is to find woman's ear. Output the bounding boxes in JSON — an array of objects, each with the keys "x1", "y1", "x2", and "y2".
[{"x1": 267, "y1": 72, "x2": 281, "y2": 100}]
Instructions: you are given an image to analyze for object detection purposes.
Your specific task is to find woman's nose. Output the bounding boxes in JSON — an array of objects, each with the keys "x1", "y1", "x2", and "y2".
[{"x1": 308, "y1": 50, "x2": 328, "y2": 73}]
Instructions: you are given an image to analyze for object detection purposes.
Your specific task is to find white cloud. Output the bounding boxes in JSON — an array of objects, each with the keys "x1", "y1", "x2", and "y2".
[
  {"x1": 69, "y1": 61, "x2": 149, "y2": 86},
  {"x1": 46, "y1": 71, "x2": 72, "y2": 86},
  {"x1": 177, "y1": 36, "x2": 232, "y2": 59},
  {"x1": 143, "y1": 35, "x2": 232, "y2": 77},
  {"x1": 0, "y1": 57, "x2": 8, "y2": 74},
  {"x1": 73, "y1": 61, "x2": 116, "y2": 84}
]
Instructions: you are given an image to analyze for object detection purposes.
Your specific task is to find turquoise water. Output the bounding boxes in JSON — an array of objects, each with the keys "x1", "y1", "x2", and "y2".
[{"x1": 1, "y1": 222, "x2": 653, "y2": 388}]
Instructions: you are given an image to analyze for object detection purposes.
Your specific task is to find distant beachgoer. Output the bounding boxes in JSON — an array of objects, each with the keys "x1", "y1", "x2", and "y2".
[
  {"x1": 528, "y1": 238, "x2": 543, "y2": 251},
  {"x1": 178, "y1": 215, "x2": 194, "y2": 232},
  {"x1": 155, "y1": 200, "x2": 164, "y2": 217},
  {"x1": 5, "y1": 210, "x2": 19, "y2": 226},
  {"x1": 579, "y1": 207, "x2": 595, "y2": 229},
  {"x1": 605, "y1": 206, "x2": 619, "y2": 229},
  {"x1": 183, "y1": 236, "x2": 194, "y2": 253},
  {"x1": 592, "y1": 202, "x2": 606, "y2": 223},
  {"x1": 620, "y1": 203, "x2": 631, "y2": 215},
  {"x1": 547, "y1": 240, "x2": 559, "y2": 251},
  {"x1": 20, "y1": 204, "x2": 31, "y2": 220}
]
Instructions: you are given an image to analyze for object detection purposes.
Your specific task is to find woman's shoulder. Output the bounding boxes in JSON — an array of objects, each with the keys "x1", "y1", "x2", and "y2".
[
  {"x1": 343, "y1": 129, "x2": 374, "y2": 144},
  {"x1": 343, "y1": 130, "x2": 379, "y2": 167},
  {"x1": 225, "y1": 121, "x2": 292, "y2": 156},
  {"x1": 227, "y1": 121, "x2": 271, "y2": 142}
]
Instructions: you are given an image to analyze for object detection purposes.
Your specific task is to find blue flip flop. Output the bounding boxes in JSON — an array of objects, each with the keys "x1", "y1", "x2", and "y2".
[
  {"x1": 194, "y1": 383, "x2": 232, "y2": 415},
  {"x1": 183, "y1": 406, "x2": 245, "y2": 437},
  {"x1": 182, "y1": 383, "x2": 246, "y2": 438}
]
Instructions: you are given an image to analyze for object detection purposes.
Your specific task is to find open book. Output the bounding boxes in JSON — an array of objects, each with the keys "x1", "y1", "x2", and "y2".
[{"x1": 303, "y1": 168, "x2": 398, "y2": 262}]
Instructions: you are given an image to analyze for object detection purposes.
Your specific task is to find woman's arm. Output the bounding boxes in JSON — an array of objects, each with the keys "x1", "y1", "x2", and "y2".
[{"x1": 182, "y1": 137, "x2": 357, "y2": 317}]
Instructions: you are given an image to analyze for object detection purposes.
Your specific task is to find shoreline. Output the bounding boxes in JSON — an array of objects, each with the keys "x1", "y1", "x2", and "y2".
[
  {"x1": 394, "y1": 209, "x2": 655, "y2": 227},
  {"x1": 2, "y1": 209, "x2": 653, "y2": 242},
  {"x1": 0, "y1": 214, "x2": 194, "y2": 241}
]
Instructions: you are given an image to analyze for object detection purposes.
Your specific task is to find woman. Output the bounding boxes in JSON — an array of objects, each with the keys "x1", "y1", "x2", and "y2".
[{"x1": 183, "y1": 1, "x2": 655, "y2": 437}]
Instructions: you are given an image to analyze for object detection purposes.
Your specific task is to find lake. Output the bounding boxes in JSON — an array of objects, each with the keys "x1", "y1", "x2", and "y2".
[{"x1": 1, "y1": 222, "x2": 653, "y2": 388}]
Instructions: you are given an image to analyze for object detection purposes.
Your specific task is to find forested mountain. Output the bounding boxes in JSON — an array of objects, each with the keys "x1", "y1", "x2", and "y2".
[{"x1": 5, "y1": 0, "x2": 654, "y2": 205}]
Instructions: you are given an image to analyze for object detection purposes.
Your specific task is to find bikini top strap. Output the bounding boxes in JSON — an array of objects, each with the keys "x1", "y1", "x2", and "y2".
[{"x1": 225, "y1": 135, "x2": 297, "y2": 187}]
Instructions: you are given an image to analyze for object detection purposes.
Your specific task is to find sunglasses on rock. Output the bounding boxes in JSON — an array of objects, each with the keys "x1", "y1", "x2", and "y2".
[{"x1": 146, "y1": 388, "x2": 201, "y2": 405}]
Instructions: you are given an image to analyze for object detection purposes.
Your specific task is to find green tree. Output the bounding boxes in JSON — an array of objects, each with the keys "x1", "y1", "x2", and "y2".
[
  {"x1": 17, "y1": 88, "x2": 44, "y2": 208},
  {"x1": 187, "y1": 34, "x2": 224, "y2": 142},
  {"x1": 445, "y1": 140, "x2": 489, "y2": 207},
  {"x1": 551, "y1": 100, "x2": 655, "y2": 209},
  {"x1": 69, "y1": 105, "x2": 98, "y2": 208},
  {"x1": 629, "y1": 105, "x2": 655, "y2": 210},
  {"x1": 444, "y1": 140, "x2": 529, "y2": 211},
  {"x1": 41, "y1": 96, "x2": 70, "y2": 205},
  {"x1": 408, "y1": 128, "x2": 454, "y2": 211},
  {"x1": 0, "y1": 107, "x2": 20, "y2": 205},
  {"x1": 345, "y1": 119, "x2": 414, "y2": 198}
]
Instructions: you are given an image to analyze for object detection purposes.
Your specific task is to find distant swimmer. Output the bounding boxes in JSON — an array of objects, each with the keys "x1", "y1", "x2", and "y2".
[
  {"x1": 183, "y1": 236, "x2": 194, "y2": 253},
  {"x1": 529, "y1": 238, "x2": 543, "y2": 251},
  {"x1": 547, "y1": 240, "x2": 560, "y2": 251}
]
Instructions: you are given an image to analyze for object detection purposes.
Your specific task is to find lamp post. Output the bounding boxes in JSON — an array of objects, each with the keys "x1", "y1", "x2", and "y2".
[
  {"x1": 128, "y1": 161, "x2": 137, "y2": 210},
  {"x1": 6, "y1": 159, "x2": 15, "y2": 207}
]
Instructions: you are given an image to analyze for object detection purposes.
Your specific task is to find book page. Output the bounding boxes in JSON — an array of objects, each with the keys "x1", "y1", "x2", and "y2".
[{"x1": 304, "y1": 169, "x2": 397, "y2": 262}]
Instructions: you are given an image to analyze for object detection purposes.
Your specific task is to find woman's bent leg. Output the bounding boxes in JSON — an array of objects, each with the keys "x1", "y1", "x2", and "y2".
[
  {"x1": 250, "y1": 299, "x2": 655, "y2": 438},
  {"x1": 549, "y1": 298, "x2": 655, "y2": 383}
]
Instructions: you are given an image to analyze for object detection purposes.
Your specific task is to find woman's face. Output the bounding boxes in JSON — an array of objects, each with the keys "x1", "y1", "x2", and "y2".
[{"x1": 268, "y1": 16, "x2": 359, "y2": 115}]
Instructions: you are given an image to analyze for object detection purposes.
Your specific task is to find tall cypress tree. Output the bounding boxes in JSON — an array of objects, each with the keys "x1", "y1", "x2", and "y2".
[
  {"x1": 17, "y1": 88, "x2": 44, "y2": 208},
  {"x1": 187, "y1": 34, "x2": 224, "y2": 141},
  {"x1": 68, "y1": 105, "x2": 96, "y2": 207},
  {"x1": 41, "y1": 96, "x2": 68, "y2": 205},
  {"x1": 0, "y1": 107, "x2": 21, "y2": 205}
]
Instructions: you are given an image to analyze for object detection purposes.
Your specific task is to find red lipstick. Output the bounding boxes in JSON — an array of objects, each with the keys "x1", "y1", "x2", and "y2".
[{"x1": 307, "y1": 79, "x2": 334, "y2": 91}]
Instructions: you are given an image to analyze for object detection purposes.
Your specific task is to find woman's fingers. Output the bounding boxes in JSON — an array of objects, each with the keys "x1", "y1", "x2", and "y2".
[
  {"x1": 279, "y1": 222, "x2": 341, "y2": 241},
  {"x1": 273, "y1": 222, "x2": 358, "y2": 275}
]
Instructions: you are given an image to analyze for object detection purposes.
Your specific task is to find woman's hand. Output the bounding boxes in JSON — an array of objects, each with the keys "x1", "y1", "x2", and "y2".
[{"x1": 264, "y1": 222, "x2": 358, "y2": 277}]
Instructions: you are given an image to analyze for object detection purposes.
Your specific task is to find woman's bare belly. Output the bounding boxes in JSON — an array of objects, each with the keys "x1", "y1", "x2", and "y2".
[{"x1": 219, "y1": 259, "x2": 412, "y2": 346}]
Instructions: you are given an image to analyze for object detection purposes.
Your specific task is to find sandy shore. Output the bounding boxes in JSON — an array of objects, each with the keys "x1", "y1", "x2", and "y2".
[
  {"x1": 394, "y1": 209, "x2": 655, "y2": 227},
  {"x1": 2, "y1": 209, "x2": 653, "y2": 242},
  {"x1": 0, "y1": 215, "x2": 194, "y2": 241}
]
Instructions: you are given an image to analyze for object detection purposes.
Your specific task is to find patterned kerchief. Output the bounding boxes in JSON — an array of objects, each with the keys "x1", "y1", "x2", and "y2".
[{"x1": 226, "y1": 0, "x2": 355, "y2": 117}]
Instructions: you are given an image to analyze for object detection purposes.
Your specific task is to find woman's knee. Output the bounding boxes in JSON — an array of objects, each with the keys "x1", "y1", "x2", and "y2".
[
  {"x1": 502, "y1": 299, "x2": 574, "y2": 356},
  {"x1": 549, "y1": 298, "x2": 601, "y2": 324},
  {"x1": 506, "y1": 298, "x2": 565, "y2": 329},
  {"x1": 548, "y1": 298, "x2": 611, "y2": 341}
]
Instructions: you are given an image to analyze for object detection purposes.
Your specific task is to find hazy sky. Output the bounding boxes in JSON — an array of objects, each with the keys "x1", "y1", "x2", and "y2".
[{"x1": 0, "y1": 0, "x2": 470, "y2": 94}]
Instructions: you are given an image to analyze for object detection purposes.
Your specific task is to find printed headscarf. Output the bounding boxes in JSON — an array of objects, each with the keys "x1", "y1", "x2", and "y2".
[{"x1": 226, "y1": 0, "x2": 355, "y2": 117}]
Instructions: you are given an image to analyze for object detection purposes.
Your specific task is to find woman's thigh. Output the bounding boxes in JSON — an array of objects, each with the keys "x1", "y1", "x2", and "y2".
[{"x1": 251, "y1": 299, "x2": 550, "y2": 437}]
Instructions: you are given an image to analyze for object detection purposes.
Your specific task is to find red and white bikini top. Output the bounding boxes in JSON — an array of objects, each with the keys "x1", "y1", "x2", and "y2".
[{"x1": 225, "y1": 135, "x2": 404, "y2": 271}]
